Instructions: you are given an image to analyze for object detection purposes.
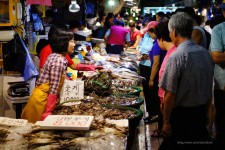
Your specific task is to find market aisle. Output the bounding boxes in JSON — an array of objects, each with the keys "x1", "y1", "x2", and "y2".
[
  {"x1": 134, "y1": 103, "x2": 163, "y2": 150},
  {"x1": 146, "y1": 122, "x2": 163, "y2": 150},
  {"x1": 140, "y1": 89, "x2": 163, "y2": 150}
]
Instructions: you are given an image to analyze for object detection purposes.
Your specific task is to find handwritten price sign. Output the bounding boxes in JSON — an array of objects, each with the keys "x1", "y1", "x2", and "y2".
[
  {"x1": 0, "y1": 117, "x2": 28, "y2": 126},
  {"x1": 60, "y1": 80, "x2": 84, "y2": 103},
  {"x1": 40, "y1": 115, "x2": 94, "y2": 130}
]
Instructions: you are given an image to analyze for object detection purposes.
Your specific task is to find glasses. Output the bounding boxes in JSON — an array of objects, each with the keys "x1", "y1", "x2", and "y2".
[{"x1": 148, "y1": 28, "x2": 154, "y2": 33}]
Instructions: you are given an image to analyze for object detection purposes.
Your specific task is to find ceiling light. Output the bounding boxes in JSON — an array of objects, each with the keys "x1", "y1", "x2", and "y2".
[
  {"x1": 108, "y1": 0, "x2": 115, "y2": 6},
  {"x1": 69, "y1": 0, "x2": 80, "y2": 13}
]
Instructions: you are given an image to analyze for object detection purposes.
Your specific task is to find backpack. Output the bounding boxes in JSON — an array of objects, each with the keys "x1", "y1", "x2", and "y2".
[{"x1": 203, "y1": 28, "x2": 211, "y2": 50}]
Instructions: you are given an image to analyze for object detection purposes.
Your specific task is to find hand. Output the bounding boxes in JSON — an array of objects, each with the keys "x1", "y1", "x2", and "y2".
[
  {"x1": 76, "y1": 64, "x2": 103, "y2": 71},
  {"x1": 40, "y1": 94, "x2": 57, "y2": 121},
  {"x1": 149, "y1": 80, "x2": 154, "y2": 88},
  {"x1": 94, "y1": 65, "x2": 103, "y2": 70},
  {"x1": 162, "y1": 122, "x2": 172, "y2": 137},
  {"x1": 41, "y1": 112, "x2": 52, "y2": 121},
  {"x1": 88, "y1": 65, "x2": 103, "y2": 71},
  {"x1": 128, "y1": 46, "x2": 136, "y2": 49},
  {"x1": 139, "y1": 55, "x2": 149, "y2": 61}
]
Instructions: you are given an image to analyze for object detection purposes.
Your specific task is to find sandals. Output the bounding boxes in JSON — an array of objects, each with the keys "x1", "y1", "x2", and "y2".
[
  {"x1": 143, "y1": 115, "x2": 159, "y2": 124},
  {"x1": 151, "y1": 129, "x2": 165, "y2": 138}
]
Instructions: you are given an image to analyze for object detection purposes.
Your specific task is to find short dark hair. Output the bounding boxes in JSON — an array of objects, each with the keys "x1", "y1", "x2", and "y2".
[
  {"x1": 156, "y1": 11, "x2": 165, "y2": 17},
  {"x1": 115, "y1": 20, "x2": 125, "y2": 27},
  {"x1": 49, "y1": 24, "x2": 74, "y2": 54},
  {"x1": 154, "y1": 21, "x2": 172, "y2": 42},
  {"x1": 36, "y1": 39, "x2": 49, "y2": 56},
  {"x1": 69, "y1": 20, "x2": 81, "y2": 30},
  {"x1": 129, "y1": 22, "x2": 135, "y2": 27}
]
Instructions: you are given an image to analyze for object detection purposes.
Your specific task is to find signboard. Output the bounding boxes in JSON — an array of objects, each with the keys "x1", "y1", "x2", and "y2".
[
  {"x1": 60, "y1": 80, "x2": 84, "y2": 103},
  {"x1": 0, "y1": 117, "x2": 28, "y2": 126},
  {"x1": 105, "y1": 119, "x2": 129, "y2": 127},
  {"x1": 37, "y1": 115, "x2": 94, "y2": 130}
]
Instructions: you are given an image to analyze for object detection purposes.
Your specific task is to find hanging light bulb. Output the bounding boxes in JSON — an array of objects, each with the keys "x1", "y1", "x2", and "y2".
[{"x1": 69, "y1": 0, "x2": 80, "y2": 13}]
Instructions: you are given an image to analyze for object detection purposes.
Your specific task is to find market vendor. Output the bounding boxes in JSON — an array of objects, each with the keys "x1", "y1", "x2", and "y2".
[
  {"x1": 104, "y1": 20, "x2": 130, "y2": 54},
  {"x1": 39, "y1": 23, "x2": 102, "y2": 71},
  {"x1": 128, "y1": 21, "x2": 140, "y2": 49},
  {"x1": 21, "y1": 24, "x2": 75, "y2": 122}
]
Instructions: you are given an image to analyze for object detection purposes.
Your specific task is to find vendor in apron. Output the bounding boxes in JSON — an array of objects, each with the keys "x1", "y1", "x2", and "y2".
[{"x1": 21, "y1": 24, "x2": 75, "y2": 123}]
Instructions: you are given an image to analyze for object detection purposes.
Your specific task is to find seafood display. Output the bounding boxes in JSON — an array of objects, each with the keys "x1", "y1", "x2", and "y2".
[
  {"x1": 0, "y1": 48, "x2": 144, "y2": 149},
  {"x1": 0, "y1": 124, "x2": 33, "y2": 150},
  {"x1": 95, "y1": 95, "x2": 140, "y2": 106},
  {"x1": 84, "y1": 71, "x2": 112, "y2": 96},
  {"x1": 27, "y1": 127, "x2": 126, "y2": 150},
  {"x1": 83, "y1": 69, "x2": 143, "y2": 96},
  {"x1": 0, "y1": 123, "x2": 127, "y2": 150},
  {"x1": 83, "y1": 94, "x2": 143, "y2": 108},
  {"x1": 111, "y1": 86, "x2": 140, "y2": 96},
  {"x1": 54, "y1": 101, "x2": 138, "y2": 122}
]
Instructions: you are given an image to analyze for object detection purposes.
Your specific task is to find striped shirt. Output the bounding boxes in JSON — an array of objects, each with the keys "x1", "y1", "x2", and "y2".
[
  {"x1": 36, "y1": 53, "x2": 68, "y2": 94},
  {"x1": 159, "y1": 40, "x2": 214, "y2": 107}
]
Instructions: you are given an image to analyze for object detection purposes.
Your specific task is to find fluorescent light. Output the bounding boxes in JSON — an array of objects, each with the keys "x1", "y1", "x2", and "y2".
[
  {"x1": 69, "y1": 0, "x2": 80, "y2": 13},
  {"x1": 108, "y1": 0, "x2": 115, "y2": 6}
]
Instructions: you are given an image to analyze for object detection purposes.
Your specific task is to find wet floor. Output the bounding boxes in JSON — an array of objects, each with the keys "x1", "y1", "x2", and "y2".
[{"x1": 130, "y1": 104, "x2": 162, "y2": 150}]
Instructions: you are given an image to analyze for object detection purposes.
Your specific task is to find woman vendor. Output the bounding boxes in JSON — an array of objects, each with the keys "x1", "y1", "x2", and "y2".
[{"x1": 21, "y1": 24, "x2": 75, "y2": 122}]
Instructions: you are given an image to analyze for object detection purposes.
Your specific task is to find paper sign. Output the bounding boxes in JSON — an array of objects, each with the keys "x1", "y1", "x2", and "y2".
[
  {"x1": 0, "y1": 117, "x2": 28, "y2": 126},
  {"x1": 39, "y1": 115, "x2": 94, "y2": 130},
  {"x1": 105, "y1": 119, "x2": 129, "y2": 127},
  {"x1": 60, "y1": 80, "x2": 84, "y2": 103}
]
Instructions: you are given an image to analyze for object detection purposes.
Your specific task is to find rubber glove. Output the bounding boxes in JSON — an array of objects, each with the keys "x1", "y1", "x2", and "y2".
[
  {"x1": 76, "y1": 64, "x2": 103, "y2": 71},
  {"x1": 41, "y1": 94, "x2": 57, "y2": 121}
]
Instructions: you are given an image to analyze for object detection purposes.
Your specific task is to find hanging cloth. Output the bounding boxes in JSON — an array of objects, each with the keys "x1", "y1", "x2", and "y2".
[
  {"x1": 26, "y1": 0, "x2": 52, "y2": 6},
  {"x1": 85, "y1": 1, "x2": 94, "y2": 15},
  {"x1": 17, "y1": 34, "x2": 39, "y2": 81}
]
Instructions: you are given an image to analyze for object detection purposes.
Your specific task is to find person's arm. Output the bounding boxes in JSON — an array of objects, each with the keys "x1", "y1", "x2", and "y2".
[
  {"x1": 41, "y1": 58, "x2": 65, "y2": 120},
  {"x1": 104, "y1": 29, "x2": 110, "y2": 42},
  {"x1": 162, "y1": 91, "x2": 176, "y2": 136},
  {"x1": 132, "y1": 35, "x2": 140, "y2": 48},
  {"x1": 210, "y1": 26, "x2": 225, "y2": 66},
  {"x1": 149, "y1": 55, "x2": 160, "y2": 88},
  {"x1": 39, "y1": 45, "x2": 52, "y2": 68},
  {"x1": 211, "y1": 51, "x2": 225, "y2": 66},
  {"x1": 192, "y1": 29, "x2": 203, "y2": 45},
  {"x1": 125, "y1": 32, "x2": 131, "y2": 49},
  {"x1": 65, "y1": 54, "x2": 76, "y2": 69}
]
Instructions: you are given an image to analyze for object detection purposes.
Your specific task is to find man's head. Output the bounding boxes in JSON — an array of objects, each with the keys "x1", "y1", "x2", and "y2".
[
  {"x1": 168, "y1": 12, "x2": 193, "y2": 45},
  {"x1": 129, "y1": 21, "x2": 136, "y2": 31}
]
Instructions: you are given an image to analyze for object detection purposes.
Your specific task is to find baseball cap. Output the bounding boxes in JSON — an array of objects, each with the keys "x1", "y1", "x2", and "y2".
[{"x1": 141, "y1": 21, "x2": 159, "y2": 34}]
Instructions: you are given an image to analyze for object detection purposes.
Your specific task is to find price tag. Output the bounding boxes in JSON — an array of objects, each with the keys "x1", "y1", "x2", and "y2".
[
  {"x1": 60, "y1": 80, "x2": 84, "y2": 103},
  {"x1": 38, "y1": 115, "x2": 94, "y2": 130},
  {"x1": 0, "y1": 117, "x2": 28, "y2": 126}
]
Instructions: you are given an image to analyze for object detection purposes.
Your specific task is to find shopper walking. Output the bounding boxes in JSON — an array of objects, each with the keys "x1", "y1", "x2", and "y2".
[
  {"x1": 159, "y1": 12, "x2": 214, "y2": 150},
  {"x1": 210, "y1": 3, "x2": 225, "y2": 149}
]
